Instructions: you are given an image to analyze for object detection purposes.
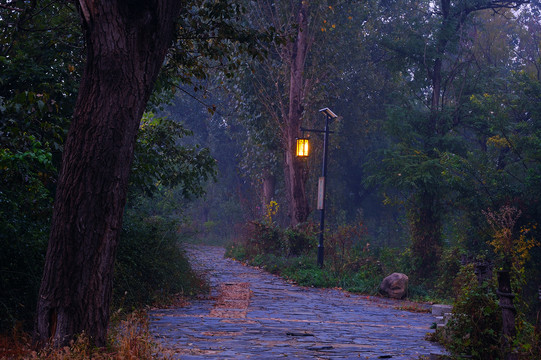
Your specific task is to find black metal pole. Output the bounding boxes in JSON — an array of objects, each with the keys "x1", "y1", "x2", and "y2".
[{"x1": 317, "y1": 114, "x2": 330, "y2": 268}]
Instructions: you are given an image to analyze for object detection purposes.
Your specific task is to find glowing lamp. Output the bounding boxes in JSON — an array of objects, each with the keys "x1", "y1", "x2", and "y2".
[{"x1": 296, "y1": 137, "x2": 310, "y2": 157}]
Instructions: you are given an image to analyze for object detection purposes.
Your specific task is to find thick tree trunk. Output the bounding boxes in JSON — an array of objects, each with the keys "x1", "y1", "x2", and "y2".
[
  {"x1": 262, "y1": 169, "x2": 276, "y2": 207},
  {"x1": 497, "y1": 270, "x2": 517, "y2": 360},
  {"x1": 35, "y1": 0, "x2": 182, "y2": 347},
  {"x1": 284, "y1": 1, "x2": 310, "y2": 226},
  {"x1": 409, "y1": 192, "x2": 442, "y2": 280}
]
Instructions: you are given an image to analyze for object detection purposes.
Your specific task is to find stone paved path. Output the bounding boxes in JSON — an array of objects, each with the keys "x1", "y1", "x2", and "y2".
[{"x1": 150, "y1": 245, "x2": 447, "y2": 359}]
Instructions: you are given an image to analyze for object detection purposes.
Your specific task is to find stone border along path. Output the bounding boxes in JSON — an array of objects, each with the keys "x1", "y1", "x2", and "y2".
[{"x1": 150, "y1": 245, "x2": 447, "y2": 359}]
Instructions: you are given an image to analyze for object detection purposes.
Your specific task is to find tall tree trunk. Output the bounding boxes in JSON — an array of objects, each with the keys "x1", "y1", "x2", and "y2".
[
  {"x1": 262, "y1": 169, "x2": 276, "y2": 208},
  {"x1": 35, "y1": 0, "x2": 182, "y2": 347},
  {"x1": 497, "y1": 270, "x2": 517, "y2": 360},
  {"x1": 284, "y1": 1, "x2": 310, "y2": 226},
  {"x1": 409, "y1": 192, "x2": 442, "y2": 280},
  {"x1": 410, "y1": 0, "x2": 450, "y2": 276}
]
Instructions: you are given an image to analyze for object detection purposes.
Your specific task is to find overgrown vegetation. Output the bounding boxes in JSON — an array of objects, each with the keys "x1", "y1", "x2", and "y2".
[
  {"x1": 0, "y1": 311, "x2": 171, "y2": 359},
  {"x1": 226, "y1": 198, "x2": 541, "y2": 359},
  {"x1": 0, "y1": 6, "x2": 212, "y2": 344},
  {"x1": 226, "y1": 208, "x2": 410, "y2": 298},
  {"x1": 3, "y1": 0, "x2": 541, "y2": 357},
  {"x1": 114, "y1": 199, "x2": 207, "y2": 312},
  {"x1": 0, "y1": 118, "x2": 211, "y2": 334}
]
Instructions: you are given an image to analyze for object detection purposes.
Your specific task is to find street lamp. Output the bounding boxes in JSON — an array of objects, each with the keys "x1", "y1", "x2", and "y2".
[
  {"x1": 296, "y1": 107, "x2": 338, "y2": 267},
  {"x1": 295, "y1": 136, "x2": 310, "y2": 157}
]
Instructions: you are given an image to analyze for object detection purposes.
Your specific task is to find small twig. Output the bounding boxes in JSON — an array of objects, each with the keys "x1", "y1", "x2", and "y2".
[{"x1": 0, "y1": 4, "x2": 24, "y2": 12}]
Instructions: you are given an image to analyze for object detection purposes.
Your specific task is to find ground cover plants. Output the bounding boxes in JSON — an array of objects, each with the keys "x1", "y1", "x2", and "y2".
[
  {"x1": 225, "y1": 219, "x2": 409, "y2": 298},
  {"x1": 0, "y1": 311, "x2": 173, "y2": 359},
  {"x1": 226, "y1": 202, "x2": 541, "y2": 359},
  {"x1": 0, "y1": 190, "x2": 208, "y2": 358}
]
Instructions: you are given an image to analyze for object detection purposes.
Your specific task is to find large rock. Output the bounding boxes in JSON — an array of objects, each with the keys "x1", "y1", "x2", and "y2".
[{"x1": 379, "y1": 273, "x2": 408, "y2": 299}]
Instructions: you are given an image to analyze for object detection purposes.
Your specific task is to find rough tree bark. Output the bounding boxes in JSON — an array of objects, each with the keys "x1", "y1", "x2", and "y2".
[
  {"x1": 262, "y1": 169, "x2": 276, "y2": 207},
  {"x1": 35, "y1": 0, "x2": 183, "y2": 347},
  {"x1": 497, "y1": 270, "x2": 517, "y2": 360},
  {"x1": 249, "y1": 0, "x2": 313, "y2": 226},
  {"x1": 409, "y1": 193, "x2": 442, "y2": 278},
  {"x1": 283, "y1": 0, "x2": 310, "y2": 226}
]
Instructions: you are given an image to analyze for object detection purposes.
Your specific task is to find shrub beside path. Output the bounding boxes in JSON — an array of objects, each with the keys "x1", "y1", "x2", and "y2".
[{"x1": 150, "y1": 245, "x2": 447, "y2": 359}]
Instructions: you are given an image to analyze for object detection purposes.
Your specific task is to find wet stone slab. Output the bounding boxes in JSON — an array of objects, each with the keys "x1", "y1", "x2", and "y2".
[{"x1": 150, "y1": 245, "x2": 447, "y2": 359}]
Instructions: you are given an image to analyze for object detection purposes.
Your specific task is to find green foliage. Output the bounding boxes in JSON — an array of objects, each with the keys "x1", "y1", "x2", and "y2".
[
  {"x1": 234, "y1": 220, "x2": 318, "y2": 259},
  {"x1": 226, "y1": 221, "x2": 409, "y2": 296},
  {"x1": 159, "y1": 0, "x2": 276, "y2": 94},
  {"x1": 0, "y1": 2, "x2": 82, "y2": 331},
  {"x1": 364, "y1": 108, "x2": 450, "y2": 279},
  {"x1": 0, "y1": 136, "x2": 56, "y2": 329},
  {"x1": 130, "y1": 113, "x2": 217, "y2": 199},
  {"x1": 515, "y1": 321, "x2": 541, "y2": 359},
  {"x1": 0, "y1": 0, "x2": 262, "y2": 335},
  {"x1": 441, "y1": 260, "x2": 541, "y2": 359},
  {"x1": 434, "y1": 247, "x2": 465, "y2": 299},
  {"x1": 0, "y1": 141, "x2": 52, "y2": 329},
  {"x1": 443, "y1": 265, "x2": 502, "y2": 359},
  {"x1": 114, "y1": 203, "x2": 205, "y2": 311},
  {"x1": 226, "y1": 241, "x2": 247, "y2": 261},
  {"x1": 246, "y1": 221, "x2": 285, "y2": 256},
  {"x1": 324, "y1": 222, "x2": 368, "y2": 276},
  {"x1": 281, "y1": 256, "x2": 339, "y2": 288},
  {"x1": 283, "y1": 223, "x2": 317, "y2": 257}
]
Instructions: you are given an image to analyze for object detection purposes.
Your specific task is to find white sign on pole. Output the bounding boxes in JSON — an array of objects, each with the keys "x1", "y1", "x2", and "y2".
[{"x1": 317, "y1": 177, "x2": 325, "y2": 210}]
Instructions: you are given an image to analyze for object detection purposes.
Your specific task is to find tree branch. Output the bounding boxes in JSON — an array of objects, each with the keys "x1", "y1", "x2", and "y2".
[{"x1": 0, "y1": 3, "x2": 23, "y2": 12}]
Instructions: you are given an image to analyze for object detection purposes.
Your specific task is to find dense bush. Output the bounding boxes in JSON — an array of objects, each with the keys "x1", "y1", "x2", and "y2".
[
  {"x1": 442, "y1": 264, "x2": 502, "y2": 359},
  {"x1": 434, "y1": 247, "x2": 464, "y2": 299},
  {"x1": 0, "y1": 208, "x2": 48, "y2": 330},
  {"x1": 232, "y1": 220, "x2": 318, "y2": 260},
  {"x1": 439, "y1": 262, "x2": 541, "y2": 359},
  {"x1": 113, "y1": 203, "x2": 206, "y2": 311},
  {"x1": 226, "y1": 221, "x2": 406, "y2": 294},
  {"x1": 0, "y1": 141, "x2": 54, "y2": 330}
]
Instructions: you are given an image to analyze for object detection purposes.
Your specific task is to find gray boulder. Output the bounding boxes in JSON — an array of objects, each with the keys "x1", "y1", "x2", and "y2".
[{"x1": 379, "y1": 273, "x2": 409, "y2": 299}]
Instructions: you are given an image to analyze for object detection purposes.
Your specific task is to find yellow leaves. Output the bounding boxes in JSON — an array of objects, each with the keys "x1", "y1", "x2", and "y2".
[
  {"x1": 469, "y1": 93, "x2": 493, "y2": 106},
  {"x1": 264, "y1": 200, "x2": 279, "y2": 224},
  {"x1": 382, "y1": 193, "x2": 392, "y2": 205},
  {"x1": 486, "y1": 135, "x2": 510, "y2": 149},
  {"x1": 484, "y1": 206, "x2": 540, "y2": 272},
  {"x1": 515, "y1": 226, "x2": 540, "y2": 267}
]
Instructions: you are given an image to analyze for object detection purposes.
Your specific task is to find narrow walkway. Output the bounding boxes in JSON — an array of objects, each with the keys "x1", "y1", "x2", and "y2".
[{"x1": 150, "y1": 245, "x2": 446, "y2": 359}]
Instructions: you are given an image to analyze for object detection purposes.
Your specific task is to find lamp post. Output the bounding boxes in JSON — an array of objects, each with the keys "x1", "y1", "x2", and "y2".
[{"x1": 296, "y1": 107, "x2": 338, "y2": 267}]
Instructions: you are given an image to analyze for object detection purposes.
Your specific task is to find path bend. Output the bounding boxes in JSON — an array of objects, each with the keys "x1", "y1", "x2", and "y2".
[{"x1": 150, "y1": 245, "x2": 446, "y2": 359}]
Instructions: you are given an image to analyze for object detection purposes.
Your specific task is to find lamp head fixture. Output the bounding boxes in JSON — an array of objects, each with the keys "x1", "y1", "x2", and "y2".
[
  {"x1": 319, "y1": 107, "x2": 338, "y2": 119},
  {"x1": 295, "y1": 136, "x2": 310, "y2": 157}
]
